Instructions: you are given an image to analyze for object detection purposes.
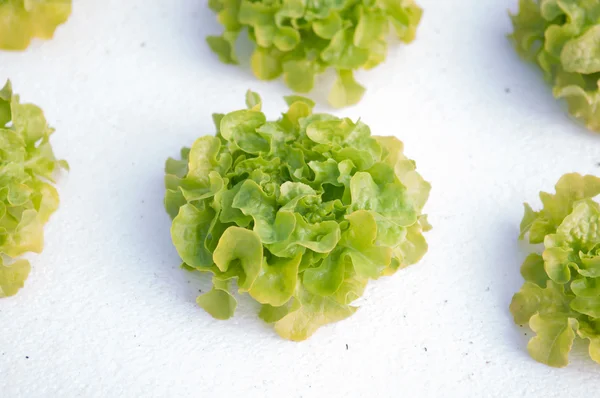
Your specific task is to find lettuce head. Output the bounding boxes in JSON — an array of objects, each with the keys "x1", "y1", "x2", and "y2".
[
  {"x1": 511, "y1": 0, "x2": 600, "y2": 131},
  {"x1": 164, "y1": 91, "x2": 431, "y2": 341},
  {"x1": 512, "y1": 173, "x2": 600, "y2": 367},
  {"x1": 0, "y1": 80, "x2": 67, "y2": 297},
  {"x1": 207, "y1": 0, "x2": 423, "y2": 108}
]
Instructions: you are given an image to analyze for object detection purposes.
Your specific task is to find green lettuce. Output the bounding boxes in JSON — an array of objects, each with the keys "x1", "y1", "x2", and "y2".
[
  {"x1": 510, "y1": 0, "x2": 600, "y2": 131},
  {"x1": 0, "y1": 0, "x2": 72, "y2": 51},
  {"x1": 511, "y1": 173, "x2": 600, "y2": 367},
  {"x1": 207, "y1": 0, "x2": 422, "y2": 108},
  {"x1": 165, "y1": 91, "x2": 430, "y2": 340},
  {"x1": 0, "y1": 80, "x2": 67, "y2": 297}
]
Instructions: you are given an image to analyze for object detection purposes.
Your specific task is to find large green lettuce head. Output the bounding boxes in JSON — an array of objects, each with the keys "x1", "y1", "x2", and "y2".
[
  {"x1": 510, "y1": 0, "x2": 600, "y2": 131},
  {"x1": 0, "y1": 80, "x2": 67, "y2": 297},
  {"x1": 165, "y1": 91, "x2": 431, "y2": 341},
  {"x1": 207, "y1": 0, "x2": 422, "y2": 108},
  {"x1": 0, "y1": 0, "x2": 72, "y2": 51},
  {"x1": 511, "y1": 173, "x2": 600, "y2": 367}
]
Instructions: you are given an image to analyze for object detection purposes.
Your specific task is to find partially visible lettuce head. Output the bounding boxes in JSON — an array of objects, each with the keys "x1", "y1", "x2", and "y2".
[
  {"x1": 207, "y1": 0, "x2": 422, "y2": 108},
  {"x1": 0, "y1": 80, "x2": 67, "y2": 297},
  {"x1": 511, "y1": 0, "x2": 600, "y2": 131},
  {"x1": 511, "y1": 173, "x2": 600, "y2": 367},
  {"x1": 165, "y1": 91, "x2": 430, "y2": 341},
  {"x1": 0, "y1": 0, "x2": 72, "y2": 51}
]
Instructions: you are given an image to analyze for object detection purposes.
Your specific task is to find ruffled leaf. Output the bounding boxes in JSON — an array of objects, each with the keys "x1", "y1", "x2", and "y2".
[
  {"x1": 527, "y1": 314, "x2": 578, "y2": 368},
  {"x1": 0, "y1": 258, "x2": 30, "y2": 298}
]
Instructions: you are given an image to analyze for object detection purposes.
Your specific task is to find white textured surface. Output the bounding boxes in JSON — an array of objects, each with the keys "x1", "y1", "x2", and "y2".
[{"x1": 1, "y1": 0, "x2": 600, "y2": 397}]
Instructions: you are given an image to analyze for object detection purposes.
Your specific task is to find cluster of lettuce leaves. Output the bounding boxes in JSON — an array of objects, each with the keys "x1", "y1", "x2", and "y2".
[
  {"x1": 0, "y1": 0, "x2": 72, "y2": 50},
  {"x1": 165, "y1": 91, "x2": 430, "y2": 341},
  {"x1": 207, "y1": 0, "x2": 422, "y2": 108},
  {"x1": 510, "y1": 0, "x2": 600, "y2": 131},
  {"x1": 0, "y1": 80, "x2": 67, "y2": 297},
  {"x1": 511, "y1": 173, "x2": 600, "y2": 367}
]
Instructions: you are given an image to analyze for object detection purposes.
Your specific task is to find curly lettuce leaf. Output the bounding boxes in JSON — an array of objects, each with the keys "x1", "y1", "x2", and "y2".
[
  {"x1": 165, "y1": 91, "x2": 430, "y2": 340},
  {"x1": 0, "y1": 0, "x2": 72, "y2": 51},
  {"x1": 511, "y1": 173, "x2": 600, "y2": 366},
  {"x1": 207, "y1": 0, "x2": 422, "y2": 108},
  {"x1": 0, "y1": 258, "x2": 30, "y2": 298},
  {"x1": 510, "y1": 0, "x2": 600, "y2": 131}
]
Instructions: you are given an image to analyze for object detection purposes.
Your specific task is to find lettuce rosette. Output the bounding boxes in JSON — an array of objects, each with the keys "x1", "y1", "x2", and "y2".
[
  {"x1": 0, "y1": 0, "x2": 72, "y2": 50},
  {"x1": 511, "y1": 173, "x2": 600, "y2": 367},
  {"x1": 511, "y1": 0, "x2": 600, "y2": 131},
  {"x1": 0, "y1": 80, "x2": 67, "y2": 297},
  {"x1": 165, "y1": 91, "x2": 430, "y2": 341},
  {"x1": 207, "y1": 0, "x2": 422, "y2": 108}
]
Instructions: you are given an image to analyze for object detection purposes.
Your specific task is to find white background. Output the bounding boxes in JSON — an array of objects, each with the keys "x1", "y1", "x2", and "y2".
[{"x1": 1, "y1": 0, "x2": 600, "y2": 397}]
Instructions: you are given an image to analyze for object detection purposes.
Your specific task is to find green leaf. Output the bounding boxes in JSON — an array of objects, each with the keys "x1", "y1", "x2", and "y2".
[
  {"x1": 354, "y1": 8, "x2": 387, "y2": 48},
  {"x1": 509, "y1": 281, "x2": 571, "y2": 325},
  {"x1": 196, "y1": 278, "x2": 237, "y2": 320},
  {"x1": 340, "y1": 210, "x2": 392, "y2": 278},
  {"x1": 561, "y1": 25, "x2": 600, "y2": 74},
  {"x1": 303, "y1": 247, "x2": 346, "y2": 296},
  {"x1": 321, "y1": 28, "x2": 370, "y2": 70},
  {"x1": 284, "y1": 95, "x2": 315, "y2": 108},
  {"x1": 221, "y1": 110, "x2": 269, "y2": 154},
  {"x1": 0, "y1": 80, "x2": 12, "y2": 126},
  {"x1": 274, "y1": 26, "x2": 301, "y2": 51},
  {"x1": 349, "y1": 171, "x2": 417, "y2": 227},
  {"x1": 542, "y1": 246, "x2": 572, "y2": 284},
  {"x1": 213, "y1": 226, "x2": 263, "y2": 291},
  {"x1": 527, "y1": 314, "x2": 578, "y2": 368},
  {"x1": 170, "y1": 204, "x2": 216, "y2": 269},
  {"x1": 251, "y1": 47, "x2": 284, "y2": 81},
  {"x1": 245, "y1": 90, "x2": 262, "y2": 111},
  {"x1": 577, "y1": 324, "x2": 600, "y2": 365},
  {"x1": 570, "y1": 296, "x2": 600, "y2": 318},
  {"x1": 206, "y1": 32, "x2": 240, "y2": 65},
  {"x1": 249, "y1": 252, "x2": 302, "y2": 306},
  {"x1": 0, "y1": 258, "x2": 30, "y2": 298},
  {"x1": 520, "y1": 253, "x2": 549, "y2": 287},
  {"x1": 312, "y1": 12, "x2": 343, "y2": 39},
  {"x1": 283, "y1": 60, "x2": 315, "y2": 93},
  {"x1": 328, "y1": 69, "x2": 366, "y2": 108},
  {"x1": 273, "y1": 285, "x2": 358, "y2": 341},
  {"x1": 258, "y1": 295, "x2": 301, "y2": 323}
]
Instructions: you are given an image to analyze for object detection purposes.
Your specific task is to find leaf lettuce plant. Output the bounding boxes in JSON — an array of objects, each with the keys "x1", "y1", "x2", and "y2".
[
  {"x1": 207, "y1": 0, "x2": 423, "y2": 108},
  {"x1": 511, "y1": 0, "x2": 600, "y2": 131},
  {"x1": 165, "y1": 91, "x2": 431, "y2": 340},
  {"x1": 512, "y1": 173, "x2": 600, "y2": 367},
  {"x1": 0, "y1": 80, "x2": 67, "y2": 297}
]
